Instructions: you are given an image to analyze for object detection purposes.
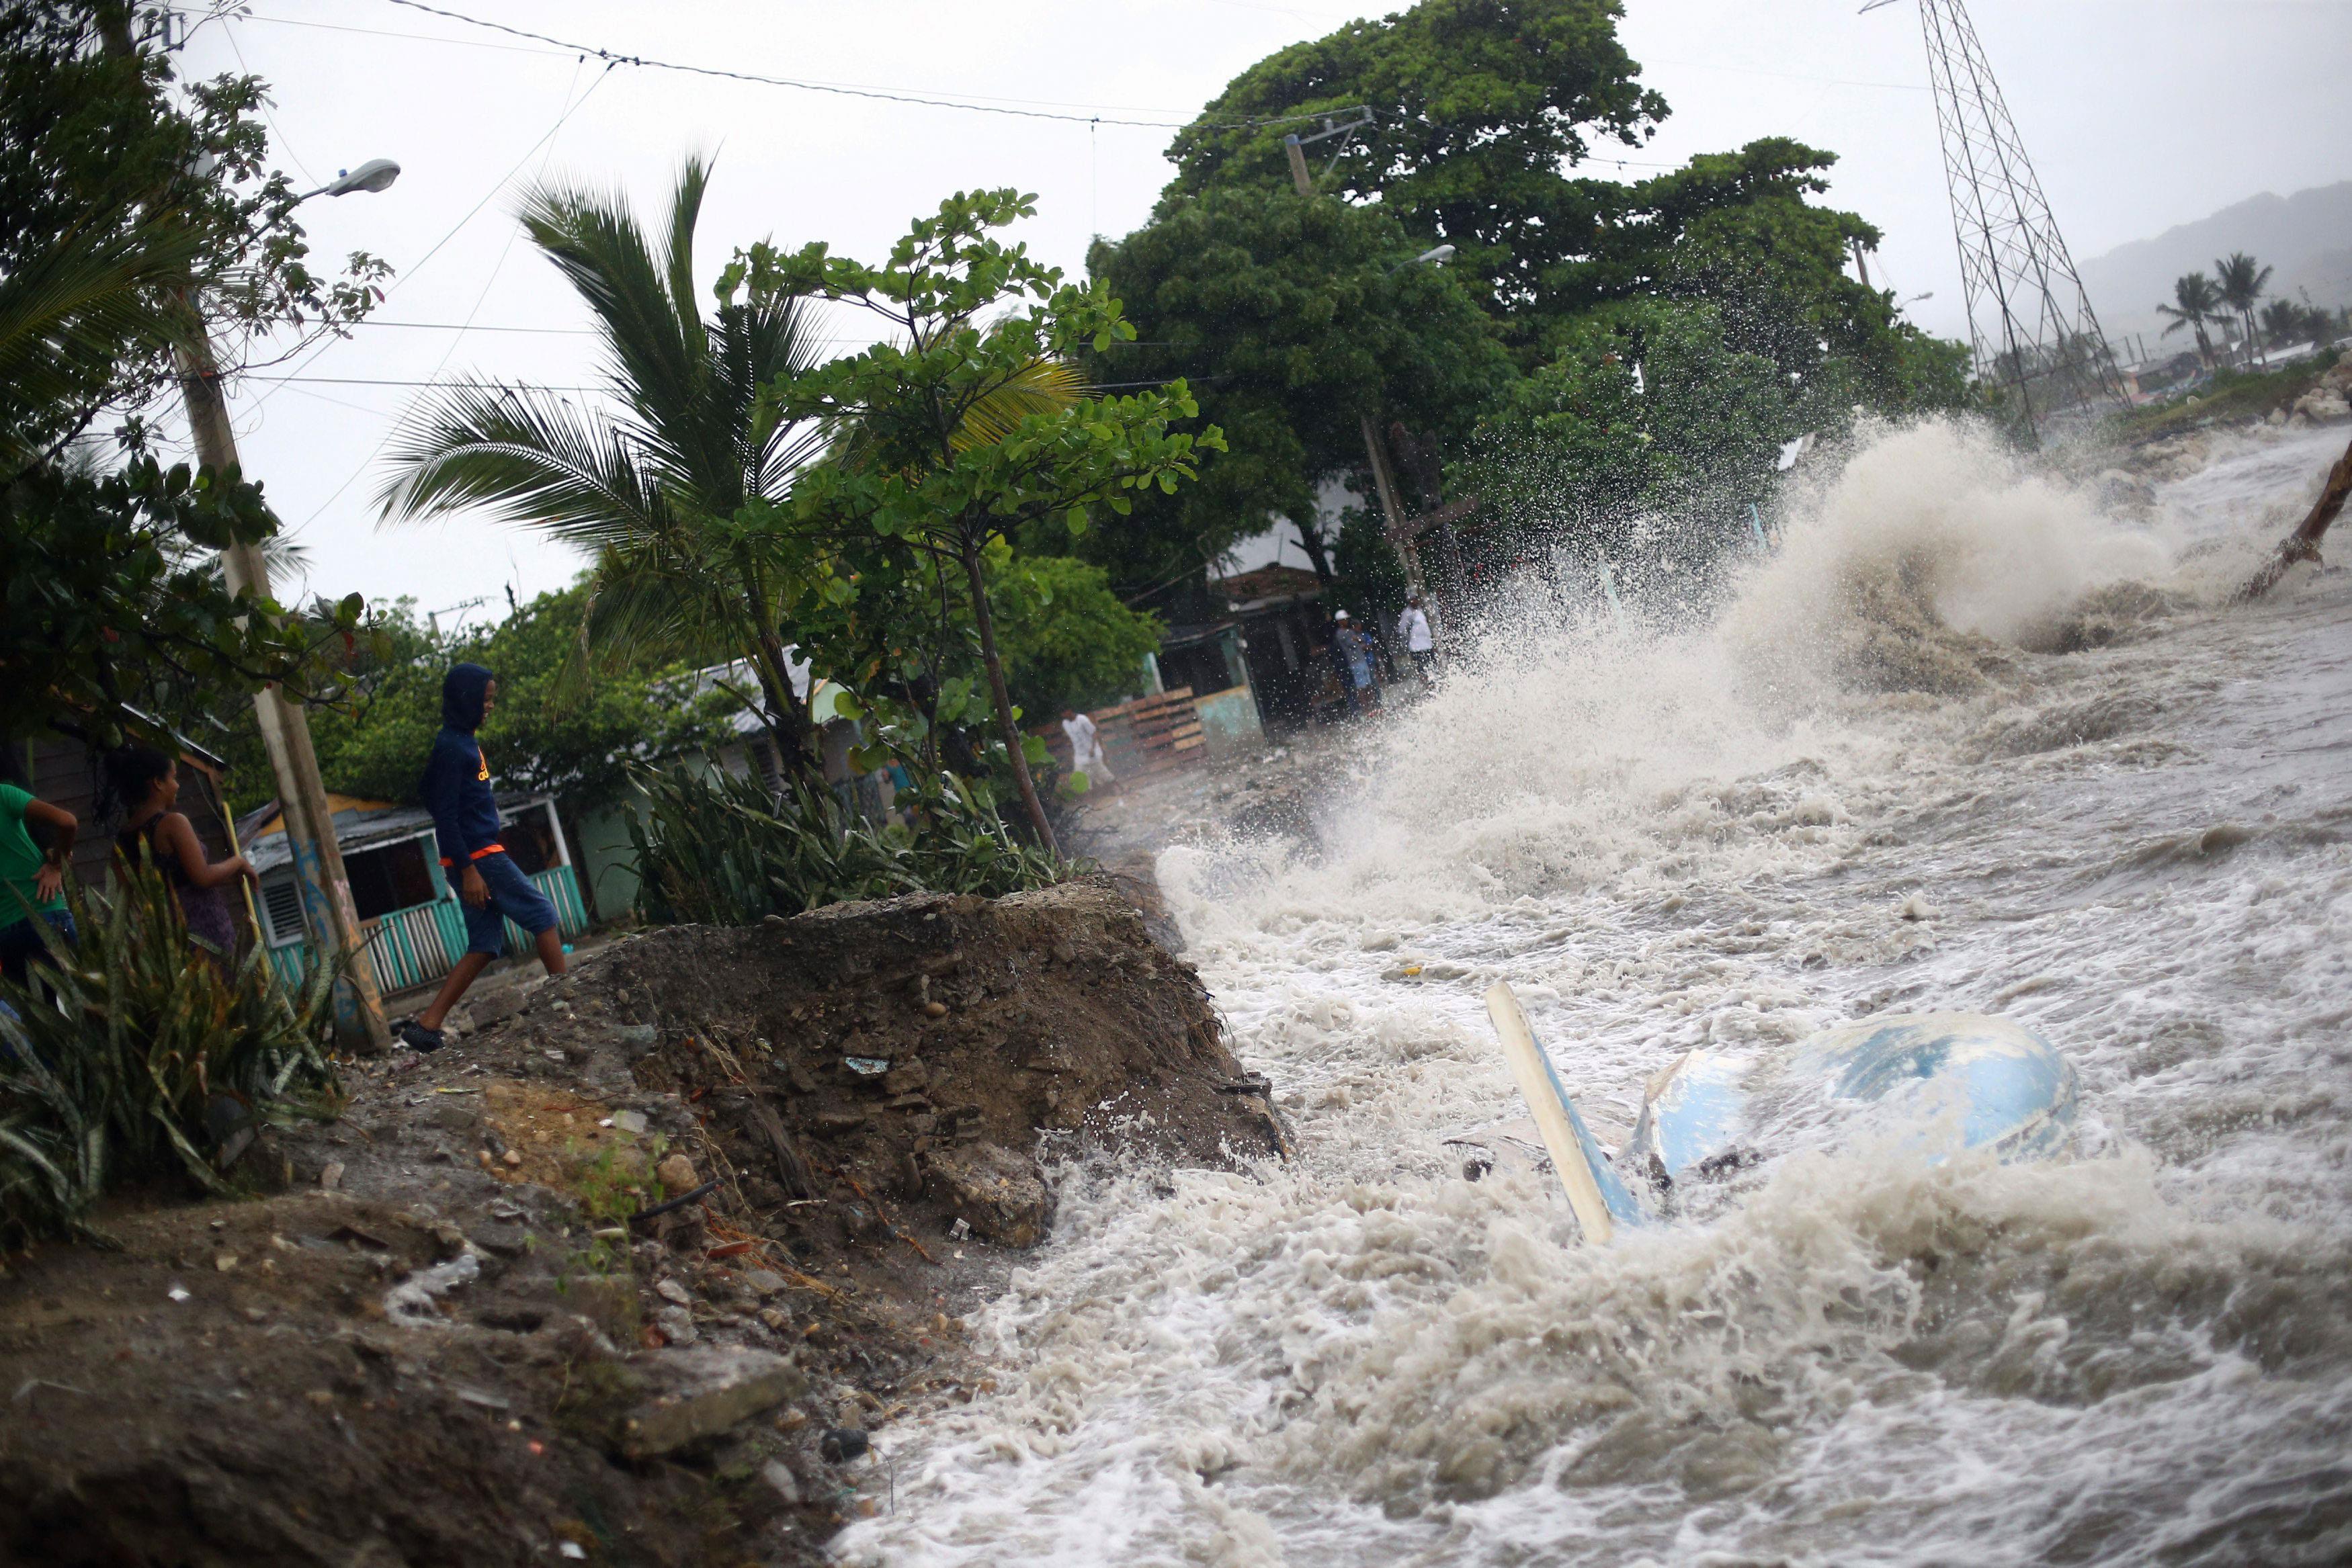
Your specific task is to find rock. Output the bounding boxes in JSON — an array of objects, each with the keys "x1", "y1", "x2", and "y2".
[
  {"x1": 612, "y1": 1023, "x2": 659, "y2": 1059},
  {"x1": 2267, "y1": 408, "x2": 2287, "y2": 426},
  {"x1": 761, "y1": 1458, "x2": 802, "y2": 1504},
  {"x1": 655, "y1": 1278, "x2": 693, "y2": 1306},
  {"x1": 757, "y1": 1306, "x2": 792, "y2": 1332},
  {"x1": 818, "y1": 1426, "x2": 869, "y2": 1464},
  {"x1": 743, "y1": 1269, "x2": 786, "y2": 1298},
  {"x1": 653, "y1": 1305, "x2": 699, "y2": 1346},
  {"x1": 319, "y1": 1161, "x2": 344, "y2": 1191},
  {"x1": 926, "y1": 1141, "x2": 1054, "y2": 1248},
  {"x1": 657, "y1": 1153, "x2": 698, "y2": 1192},
  {"x1": 619, "y1": 1346, "x2": 805, "y2": 1458},
  {"x1": 501, "y1": 1149, "x2": 523, "y2": 1168},
  {"x1": 612, "y1": 1108, "x2": 649, "y2": 1135}
]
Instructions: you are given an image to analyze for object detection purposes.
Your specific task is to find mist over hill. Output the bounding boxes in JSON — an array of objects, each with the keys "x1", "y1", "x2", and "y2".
[{"x1": 2078, "y1": 181, "x2": 2352, "y2": 352}]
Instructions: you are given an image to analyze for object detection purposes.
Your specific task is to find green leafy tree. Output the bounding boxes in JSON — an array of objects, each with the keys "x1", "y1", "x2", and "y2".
[
  {"x1": 1, "y1": 452, "x2": 364, "y2": 747},
  {"x1": 1466, "y1": 298, "x2": 1789, "y2": 565},
  {"x1": 377, "y1": 159, "x2": 830, "y2": 787},
  {"x1": 2156, "y1": 271, "x2": 2223, "y2": 368},
  {"x1": 731, "y1": 188, "x2": 1223, "y2": 853},
  {"x1": 1079, "y1": 185, "x2": 1513, "y2": 603},
  {"x1": 2258, "y1": 298, "x2": 2306, "y2": 350},
  {"x1": 0, "y1": 2, "x2": 385, "y2": 466},
  {"x1": 2213, "y1": 251, "x2": 2272, "y2": 367},
  {"x1": 989, "y1": 553, "x2": 1162, "y2": 720},
  {"x1": 1165, "y1": 0, "x2": 1664, "y2": 320}
]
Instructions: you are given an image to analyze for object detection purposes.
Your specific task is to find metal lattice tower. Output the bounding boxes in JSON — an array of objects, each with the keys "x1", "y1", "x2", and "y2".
[{"x1": 1886, "y1": 0, "x2": 2129, "y2": 439}]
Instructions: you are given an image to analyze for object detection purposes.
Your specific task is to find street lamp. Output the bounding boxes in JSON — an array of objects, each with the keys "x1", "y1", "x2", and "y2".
[
  {"x1": 178, "y1": 153, "x2": 401, "y2": 1053},
  {"x1": 298, "y1": 159, "x2": 401, "y2": 202}
]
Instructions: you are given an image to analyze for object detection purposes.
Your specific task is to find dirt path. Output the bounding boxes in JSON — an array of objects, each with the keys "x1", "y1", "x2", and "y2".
[{"x1": 0, "y1": 880, "x2": 1281, "y2": 1566}]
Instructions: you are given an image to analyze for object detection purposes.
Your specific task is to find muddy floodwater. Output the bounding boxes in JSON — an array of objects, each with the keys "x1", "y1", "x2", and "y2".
[{"x1": 841, "y1": 420, "x2": 2352, "y2": 1567}]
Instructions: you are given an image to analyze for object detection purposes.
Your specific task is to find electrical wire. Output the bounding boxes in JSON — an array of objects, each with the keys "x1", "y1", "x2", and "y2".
[{"x1": 375, "y1": 0, "x2": 1363, "y2": 132}]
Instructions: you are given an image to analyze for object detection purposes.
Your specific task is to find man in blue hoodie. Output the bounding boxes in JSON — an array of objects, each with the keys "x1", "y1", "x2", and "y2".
[{"x1": 397, "y1": 663, "x2": 566, "y2": 1053}]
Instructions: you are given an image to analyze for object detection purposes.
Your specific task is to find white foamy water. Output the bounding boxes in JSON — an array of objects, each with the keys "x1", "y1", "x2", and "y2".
[{"x1": 840, "y1": 420, "x2": 2352, "y2": 1567}]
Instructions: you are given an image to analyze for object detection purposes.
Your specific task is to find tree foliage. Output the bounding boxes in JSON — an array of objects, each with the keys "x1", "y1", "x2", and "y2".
[
  {"x1": 989, "y1": 552, "x2": 1161, "y2": 718},
  {"x1": 1165, "y1": 0, "x2": 1664, "y2": 318},
  {"x1": 1091, "y1": 3, "x2": 1968, "y2": 610},
  {"x1": 1079, "y1": 187, "x2": 1511, "y2": 603},
  {"x1": 732, "y1": 187, "x2": 1222, "y2": 850},
  {"x1": 0, "y1": 1, "x2": 384, "y2": 464},
  {"x1": 1, "y1": 452, "x2": 364, "y2": 749}
]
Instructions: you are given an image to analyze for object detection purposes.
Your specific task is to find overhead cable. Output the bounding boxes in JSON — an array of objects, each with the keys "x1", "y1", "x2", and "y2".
[{"x1": 377, "y1": 0, "x2": 1360, "y2": 132}]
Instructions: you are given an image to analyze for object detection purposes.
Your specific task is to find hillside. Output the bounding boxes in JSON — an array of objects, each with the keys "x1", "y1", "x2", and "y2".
[{"x1": 2079, "y1": 181, "x2": 2352, "y2": 347}]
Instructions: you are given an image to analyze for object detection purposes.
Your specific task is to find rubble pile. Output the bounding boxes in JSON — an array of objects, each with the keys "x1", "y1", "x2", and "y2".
[{"x1": 0, "y1": 878, "x2": 1277, "y2": 1566}]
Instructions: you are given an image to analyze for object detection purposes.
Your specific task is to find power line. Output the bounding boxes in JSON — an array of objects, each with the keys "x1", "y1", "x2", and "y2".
[{"x1": 375, "y1": 0, "x2": 1362, "y2": 132}]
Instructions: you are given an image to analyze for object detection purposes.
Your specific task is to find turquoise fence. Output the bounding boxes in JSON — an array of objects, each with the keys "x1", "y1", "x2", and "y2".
[{"x1": 265, "y1": 864, "x2": 588, "y2": 994}]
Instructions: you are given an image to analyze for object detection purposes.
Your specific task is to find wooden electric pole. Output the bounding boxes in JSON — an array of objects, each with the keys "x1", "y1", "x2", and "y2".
[{"x1": 95, "y1": 7, "x2": 390, "y2": 1051}]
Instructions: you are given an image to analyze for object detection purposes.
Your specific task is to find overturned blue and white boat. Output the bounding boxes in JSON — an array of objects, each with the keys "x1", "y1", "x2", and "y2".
[{"x1": 1477, "y1": 983, "x2": 2082, "y2": 1244}]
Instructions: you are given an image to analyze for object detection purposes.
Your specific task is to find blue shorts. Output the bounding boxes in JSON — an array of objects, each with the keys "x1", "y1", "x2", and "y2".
[{"x1": 460, "y1": 851, "x2": 558, "y2": 955}]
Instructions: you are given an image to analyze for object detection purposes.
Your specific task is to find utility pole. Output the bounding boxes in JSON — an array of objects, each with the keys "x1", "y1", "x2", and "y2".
[
  {"x1": 96, "y1": 7, "x2": 390, "y2": 1051},
  {"x1": 178, "y1": 330, "x2": 392, "y2": 1055},
  {"x1": 1283, "y1": 125, "x2": 1423, "y2": 591},
  {"x1": 1866, "y1": 0, "x2": 2128, "y2": 442}
]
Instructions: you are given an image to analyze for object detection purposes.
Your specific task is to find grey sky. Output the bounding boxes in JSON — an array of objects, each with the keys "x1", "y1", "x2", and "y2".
[{"x1": 177, "y1": 1, "x2": 2352, "y2": 630}]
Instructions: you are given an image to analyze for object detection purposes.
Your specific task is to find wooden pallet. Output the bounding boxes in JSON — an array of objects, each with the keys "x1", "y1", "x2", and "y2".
[{"x1": 1034, "y1": 687, "x2": 1208, "y2": 779}]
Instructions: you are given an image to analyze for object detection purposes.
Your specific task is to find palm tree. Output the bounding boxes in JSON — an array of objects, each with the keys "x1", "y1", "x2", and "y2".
[
  {"x1": 2155, "y1": 271, "x2": 2222, "y2": 370},
  {"x1": 2259, "y1": 298, "x2": 2306, "y2": 351},
  {"x1": 377, "y1": 159, "x2": 830, "y2": 783},
  {"x1": 0, "y1": 205, "x2": 201, "y2": 477},
  {"x1": 2213, "y1": 252, "x2": 2273, "y2": 367}
]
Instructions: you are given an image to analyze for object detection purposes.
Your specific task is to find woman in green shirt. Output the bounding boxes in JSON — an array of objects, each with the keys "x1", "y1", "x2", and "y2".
[{"x1": 0, "y1": 743, "x2": 79, "y2": 988}]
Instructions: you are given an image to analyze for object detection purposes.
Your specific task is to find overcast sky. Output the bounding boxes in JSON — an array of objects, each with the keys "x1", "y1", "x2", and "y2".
[{"x1": 174, "y1": 0, "x2": 2352, "y2": 629}]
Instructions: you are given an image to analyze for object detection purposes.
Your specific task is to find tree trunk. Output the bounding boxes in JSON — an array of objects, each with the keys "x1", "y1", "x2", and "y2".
[
  {"x1": 1294, "y1": 518, "x2": 1335, "y2": 585},
  {"x1": 2239, "y1": 429, "x2": 2352, "y2": 601},
  {"x1": 751, "y1": 628, "x2": 816, "y2": 785},
  {"x1": 961, "y1": 541, "x2": 1058, "y2": 857}
]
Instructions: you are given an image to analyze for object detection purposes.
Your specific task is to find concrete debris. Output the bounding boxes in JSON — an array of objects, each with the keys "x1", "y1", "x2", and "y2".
[
  {"x1": 927, "y1": 1142, "x2": 1054, "y2": 1248},
  {"x1": 618, "y1": 1346, "x2": 806, "y2": 1459}
]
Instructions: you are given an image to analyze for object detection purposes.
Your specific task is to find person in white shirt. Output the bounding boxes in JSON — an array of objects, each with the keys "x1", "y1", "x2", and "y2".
[
  {"x1": 1060, "y1": 706, "x2": 1116, "y2": 792},
  {"x1": 1397, "y1": 592, "x2": 1437, "y2": 689}
]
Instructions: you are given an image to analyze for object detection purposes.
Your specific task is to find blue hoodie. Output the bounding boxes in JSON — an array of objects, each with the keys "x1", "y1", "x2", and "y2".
[{"x1": 421, "y1": 663, "x2": 503, "y2": 869}]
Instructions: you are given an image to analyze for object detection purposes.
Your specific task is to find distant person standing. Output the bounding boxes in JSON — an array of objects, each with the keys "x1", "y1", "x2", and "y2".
[
  {"x1": 397, "y1": 664, "x2": 566, "y2": 1054},
  {"x1": 0, "y1": 743, "x2": 77, "y2": 988},
  {"x1": 1333, "y1": 611, "x2": 1381, "y2": 717},
  {"x1": 101, "y1": 744, "x2": 252, "y2": 978},
  {"x1": 1060, "y1": 706, "x2": 1116, "y2": 793},
  {"x1": 1396, "y1": 592, "x2": 1437, "y2": 689}
]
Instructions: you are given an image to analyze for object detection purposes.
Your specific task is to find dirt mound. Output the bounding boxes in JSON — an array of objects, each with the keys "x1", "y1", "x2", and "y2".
[{"x1": 0, "y1": 879, "x2": 1277, "y2": 1565}]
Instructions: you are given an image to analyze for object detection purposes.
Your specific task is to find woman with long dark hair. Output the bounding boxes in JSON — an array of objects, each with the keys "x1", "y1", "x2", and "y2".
[
  {"x1": 0, "y1": 742, "x2": 79, "y2": 988},
  {"x1": 101, "y1": 746, "x2": 253, "y2": 974}
]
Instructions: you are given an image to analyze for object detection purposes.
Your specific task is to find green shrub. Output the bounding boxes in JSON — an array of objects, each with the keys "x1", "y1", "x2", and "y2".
[
  {"x1": 0, "y1": 861, "x2": 341, "y2": 1246},
  {"x1": 624, "y1": 763, "x2": 1068, "y2": 926}
]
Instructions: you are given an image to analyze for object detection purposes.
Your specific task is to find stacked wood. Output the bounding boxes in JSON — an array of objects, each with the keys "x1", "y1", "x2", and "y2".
[{"x1": 1033, "y1": 687, "x2": 1208, "y2": 780}]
